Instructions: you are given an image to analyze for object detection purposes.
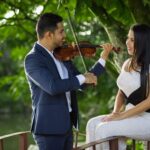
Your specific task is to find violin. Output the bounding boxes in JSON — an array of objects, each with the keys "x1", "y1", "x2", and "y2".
[{"x1": 54, "y1": 41, "x2": 120, "y2": 61}]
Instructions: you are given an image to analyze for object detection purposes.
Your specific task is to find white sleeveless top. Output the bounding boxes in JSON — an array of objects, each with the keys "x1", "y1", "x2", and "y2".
[{"x1": 117, "y1": 59, "x2": 141, "y2": 97}]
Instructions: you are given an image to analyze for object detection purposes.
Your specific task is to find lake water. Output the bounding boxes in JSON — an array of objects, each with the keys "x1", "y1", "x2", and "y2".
[{"x1": 0, "y1": 113, "x2": 35, "y2": 150}]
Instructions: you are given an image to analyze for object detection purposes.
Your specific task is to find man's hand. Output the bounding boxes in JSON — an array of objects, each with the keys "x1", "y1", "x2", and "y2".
[
  {"x1": 84, "y1": 72, "x2": 97, "y2": 86},
  {"x1": 100, "y1": 43, "x2": 114, "y2": 60}
]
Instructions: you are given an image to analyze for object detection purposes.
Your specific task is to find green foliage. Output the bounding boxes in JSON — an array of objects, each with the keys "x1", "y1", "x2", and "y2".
[
  {"x1": 0, "y1": 0, "x2": 149, "y2": 117},
  {"x1": 0, "y1": 2, "x2": 149, "y2": 149},
  {"x1": 95, "y1": 0, "x2": 134, "y2": 25},
  {"x1": 143, "y1": 0, "x2": 150, "y2": 6}
]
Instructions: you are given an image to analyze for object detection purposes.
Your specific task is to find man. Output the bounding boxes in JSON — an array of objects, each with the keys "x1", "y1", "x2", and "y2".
[{"x1": 24, "y1": 12, "x2": 112, "y2": 150}]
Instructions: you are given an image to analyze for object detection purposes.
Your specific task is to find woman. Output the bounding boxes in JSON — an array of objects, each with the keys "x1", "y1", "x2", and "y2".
[{"x1": 86, "y1": 24, "x2": 150, "y2": 150}]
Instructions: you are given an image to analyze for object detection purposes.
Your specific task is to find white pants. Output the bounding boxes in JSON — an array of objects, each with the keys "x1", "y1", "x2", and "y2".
[{"x1": 86, "y1": 103, "x2": 150, "y2": 150}]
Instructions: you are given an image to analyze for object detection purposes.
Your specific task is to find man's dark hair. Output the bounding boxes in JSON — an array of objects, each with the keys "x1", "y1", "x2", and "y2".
[{"x1": 36, "y1": 12, "x2": 63, "y2": 39}]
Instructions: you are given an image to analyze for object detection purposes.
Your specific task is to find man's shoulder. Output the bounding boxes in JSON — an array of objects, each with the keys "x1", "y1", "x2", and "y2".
[
  {"x1": 25, "y1": 43, "x2": 42, "y2": 58},
  {"x1": 25, "y1": 48, "x2": 36, "y2": 60},
  {"x1": 24, "y1": 47, "x2": 43, "y2": 66}
]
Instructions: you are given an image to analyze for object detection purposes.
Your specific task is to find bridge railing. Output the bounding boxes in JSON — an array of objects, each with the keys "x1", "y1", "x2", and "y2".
[
  {"x1": 0, "y1": 131, "x2": 30, "y2": 150},
  {"x1": 73, "y1": 136, "x2": 150, "y2": 150},
  {"x1": 0, "y1": 131, "x2": 150, "y2": 150}
]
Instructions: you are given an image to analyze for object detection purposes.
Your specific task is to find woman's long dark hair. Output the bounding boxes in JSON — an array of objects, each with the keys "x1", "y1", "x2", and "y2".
[{"x1": 130, "y1": 24, "x2": 150, "y2": 99}]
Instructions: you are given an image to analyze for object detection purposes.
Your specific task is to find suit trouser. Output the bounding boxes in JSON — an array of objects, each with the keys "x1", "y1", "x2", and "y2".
[{"x1": 33, "y1": 128, "x2": 73, "y2": 150}]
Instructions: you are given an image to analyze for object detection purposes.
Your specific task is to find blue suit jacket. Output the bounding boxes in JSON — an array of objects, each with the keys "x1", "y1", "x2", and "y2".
[{"x1": 24, "y1": 43, "x2": 105, "y2": 135}]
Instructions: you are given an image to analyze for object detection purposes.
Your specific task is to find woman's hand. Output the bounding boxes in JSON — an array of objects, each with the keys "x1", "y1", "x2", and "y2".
[
  {"x1": 101, "y1": 112, "x2": 124, "y2": 122},
  {"x1": 100, "y1": 43, "x2": 113, "y2": 60}
]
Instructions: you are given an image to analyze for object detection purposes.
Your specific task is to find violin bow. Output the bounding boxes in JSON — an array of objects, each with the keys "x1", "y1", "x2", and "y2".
[
  {"x1": 65, "y1": 7, "x2": 88, "y2": 73},
  {"x1": 64, "y1": 7, "x2": 87, "y2": 149}
]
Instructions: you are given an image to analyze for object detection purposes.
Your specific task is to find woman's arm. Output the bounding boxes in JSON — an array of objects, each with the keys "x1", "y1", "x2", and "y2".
[
  {"x1": 113, "y1": 89, "x2": 125, "y2": 113},
  {"x1": 112, "y1": 75, "x2": 150, "y2": 120},
  {"x1": 103, "y1": 85, "x2": 150, "y2": 121},
  {"x1": 101, "y1": 89, "x2": 125, "y2": 122},
  {"x1": 120, "y1": 94, "x2": 150, "y2": 119}
]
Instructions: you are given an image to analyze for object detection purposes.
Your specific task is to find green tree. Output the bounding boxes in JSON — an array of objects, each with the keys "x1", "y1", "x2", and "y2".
[{"x1": 0, "y1": 0, "x2": 149, "y2": 117}]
